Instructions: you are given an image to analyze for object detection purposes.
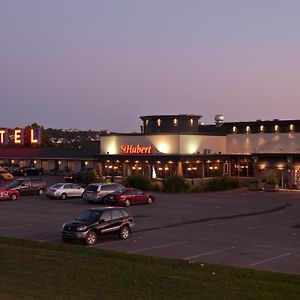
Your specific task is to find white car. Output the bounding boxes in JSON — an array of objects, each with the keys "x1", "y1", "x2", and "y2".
[{"x1": 45, "y1": 183, "x2": 85, "y2": 200}]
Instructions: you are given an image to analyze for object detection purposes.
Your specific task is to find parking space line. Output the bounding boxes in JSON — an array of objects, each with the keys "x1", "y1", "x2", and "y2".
[
  {"x1": 248, "y1": 253, "x2": 291, "y2": 267},
  {"x1": 184, "y1": 247, "x2": 234, "y2": 260},
  {"x1": 129, "y1": 241, "x2": 187, "y2": 253}
]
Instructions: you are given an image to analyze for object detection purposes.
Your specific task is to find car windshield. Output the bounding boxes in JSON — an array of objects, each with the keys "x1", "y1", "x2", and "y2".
[
  {"x1": 76, "y1": 210, "x2": 101, "y2": 222},
  {"x1": 50, "y1": 183, "x2": 64, "y2": 189},
  {"x1": 7, "y1": 179, "x2": 23, "y2": 188}
]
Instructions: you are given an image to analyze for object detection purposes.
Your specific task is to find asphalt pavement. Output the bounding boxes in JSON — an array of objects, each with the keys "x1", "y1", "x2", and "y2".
[{"x1": 1, "y1": 176, "x2": 300, "y2": 275}]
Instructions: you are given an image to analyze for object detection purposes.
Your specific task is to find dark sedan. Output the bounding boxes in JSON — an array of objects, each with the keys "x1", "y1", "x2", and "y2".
[{"x1": 103, "y1": 188, "x2": 155, "y2": 207}]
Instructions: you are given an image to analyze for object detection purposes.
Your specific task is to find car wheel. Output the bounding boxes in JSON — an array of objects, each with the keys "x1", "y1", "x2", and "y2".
[
  {"x1": 60, "y1": 193, "x2": 67, "y2": 200},
  {"x1": 124, "y1": 199, "x2": 130, "y2": 207},
  {"x1": 119, "y1": 226, "x2": 130, "y2": 240},
  {"x1": 147, "y1": 197, "x2": 153, "y2": 204},
  {"x1": 85, "y1": 231, "x2": 97, "y2": 245},
  {"x1": 11, "y1": 194, "x2": 18, "y2": 201},
  {"x1": 38, "y1": 189, "x2": 44, "y2": 196}
]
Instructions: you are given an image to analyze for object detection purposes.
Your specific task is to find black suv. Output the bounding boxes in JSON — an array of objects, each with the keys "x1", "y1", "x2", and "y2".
[
  {"x1": 61, "y1": 207, "x2": 135, "y2": 245},
  {"x1": 7, "y1": 177, "x2": 47, "y2": 195}
]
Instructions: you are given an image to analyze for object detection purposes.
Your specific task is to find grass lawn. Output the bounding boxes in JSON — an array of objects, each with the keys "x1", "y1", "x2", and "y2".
[{"x1": 0, "y1": 237, "x2": 300, "y2": 300}]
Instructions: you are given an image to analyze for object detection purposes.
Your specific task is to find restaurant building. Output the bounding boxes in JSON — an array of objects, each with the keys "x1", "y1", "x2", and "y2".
[{"x1": 1, "y1": 114, "x2": 300, "y2": 188}]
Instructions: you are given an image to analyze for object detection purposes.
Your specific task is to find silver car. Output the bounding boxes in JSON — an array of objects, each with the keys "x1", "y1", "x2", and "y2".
[
  {"x1": 45, "y1": 183, "x2": 85, "y2": 200},
  {"x1": 83, "y1": 183, "x2": 124, "y2": 204}
]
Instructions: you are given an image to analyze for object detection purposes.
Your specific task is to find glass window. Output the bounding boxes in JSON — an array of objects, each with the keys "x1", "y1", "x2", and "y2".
[
  {"x1": 100, "y1": 211, "x2": 112, "y2": 222},
  {"x1": 120, "y1": 209, "x2": 129, "y2": 218},
  {"x1": 111, "y1": 209, "x2": 122, "y2": 220},
  {"x1": 77, "y1": 210, "x2": 102, "y2": 222},
  {"x1": 84, "y1": 184, "x2": 99, "y2": 192}
]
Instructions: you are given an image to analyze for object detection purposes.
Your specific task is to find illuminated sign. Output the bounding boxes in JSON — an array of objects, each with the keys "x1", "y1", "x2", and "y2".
[
  {"x1": 0, "y1": 127, "x2": 41, "y2": 145},
  {"x1": 120, "y1": 145, "x2": 152, "y2": 154}
]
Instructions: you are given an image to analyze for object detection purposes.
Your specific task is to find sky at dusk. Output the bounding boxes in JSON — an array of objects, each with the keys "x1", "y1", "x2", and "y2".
[{"x1": 1, "y1": 0, "x2": 300, "y2": 132}]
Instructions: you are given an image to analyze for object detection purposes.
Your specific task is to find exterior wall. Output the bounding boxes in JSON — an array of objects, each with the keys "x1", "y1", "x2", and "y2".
[
  {"x1": 101, "y1": 134, "x2": 226, "y2": 155},
  {"x1": 180, "y1": 135, "x2": 226, "y2": 155},
  {"x1": 226, "y1": 133, "x2": 300, "y2": 154}
]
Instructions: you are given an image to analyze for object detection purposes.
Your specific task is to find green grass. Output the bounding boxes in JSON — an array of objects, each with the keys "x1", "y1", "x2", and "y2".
[{"x1": 0, "y1": 237, "x2": 300, "y2": 300}]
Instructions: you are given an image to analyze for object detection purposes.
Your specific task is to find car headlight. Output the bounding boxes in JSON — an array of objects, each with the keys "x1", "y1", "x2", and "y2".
[
  {"x1": 77, "y1": 225, "x2": 87, "y2": 231},
  {"x1": 61, "y1": 223, "x2": 67, "y2": 230}
]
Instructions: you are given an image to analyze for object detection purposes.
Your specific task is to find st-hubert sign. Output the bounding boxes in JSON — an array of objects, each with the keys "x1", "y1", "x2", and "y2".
[
  {"x1": 120, "y1": 144, "x2": 152, "y2": 154},
  {"x1": 0, "y1": 128, "x2": 41, "y2": 145}
]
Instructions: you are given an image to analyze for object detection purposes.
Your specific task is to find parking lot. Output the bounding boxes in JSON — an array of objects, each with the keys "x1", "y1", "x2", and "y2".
[{"x1": 1, "y1": 176, "x2": 300, "y2": 275}]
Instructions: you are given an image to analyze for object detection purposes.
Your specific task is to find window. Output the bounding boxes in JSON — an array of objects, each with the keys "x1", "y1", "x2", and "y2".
[
  {"x1": 111, "y1": 209, "x2": 122, "y2": 220},
  {"x1": 232, "y1": 126, "x2": 237, "y2": 133},
  {"x1": 190, "y1": 118, "x2": 194, "y2": 126},
  {"x1": 173, "y1": 118, "x2": 178, "y2": 126},
  {"x1": 145, "y1": 119, "x2": 149, "y2": 126},
  {"x1": 246, "y1": 126, "x2": 251, "y2": 134},
  {"x1": 157, "y1": 119, "x2": 161, "y2": 127},
  {"x1": 274, "y1": 125, "x2": 279, "y2": 133},
  {"x1": 100, "y1": 211, "x2": 111, "y2": 222},
  {"x1": 121, "y1": 209, "x2": 129, "y2": 217},
  {"x1": 102, "y1": 185, "x2": 111, "y2": 191},
  {"x1": 289, "y1": 124, "x2": 295, "y2": 132},
  {"x1": 260, "y1": 125, "x2": 264, "y2": 133}
]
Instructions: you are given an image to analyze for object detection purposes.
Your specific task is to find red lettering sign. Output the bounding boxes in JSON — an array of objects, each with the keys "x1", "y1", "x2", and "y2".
[
  {"x1": 120, "y1": 145, "x2": 152, "y2": 154},
  {"x1": 0, "y1": 127, "x2": 41, "y2": 145}
]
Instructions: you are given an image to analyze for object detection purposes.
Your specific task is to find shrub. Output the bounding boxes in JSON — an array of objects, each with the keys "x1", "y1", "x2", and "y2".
[
  {"x1": 203, "y1": 177, "x2": 240, "y2": 192},
  {"x1": 80, "y1": 169, "x2": 100, "y2": 185},
  {"x1": 125, "y1": 174, "x2": 151, "y2": 190},
  {"x1": 266, "y1": 178, "x2": 279, "y2": 185},
  {"x1": 163, "y1": 176, "x2": 189, "y2": 193}
]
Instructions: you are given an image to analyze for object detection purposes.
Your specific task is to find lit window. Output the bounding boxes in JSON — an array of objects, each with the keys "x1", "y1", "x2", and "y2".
[
  {"x1": 173, "y1": 118, "x2": 178, "y2": 126},
  {"x1": 289, "y1": 124, "x2": 295, "y2": 132},
  {"x1": 260, "y1": 125, "x2": 264, "y2": 133},
  {"x1": 232, "y1": 126, "x2": 237, "y2": 133},
  {"x1": 190, "y1": 119, "x2": 194, "y2": 126},
  {"x1": 145, "y1": 119, "x2": 149, "y2": 126},
  {"x1": 246, "y1": 126, "x2": 251, "y2": 134},
  {"x1": 274, "y1": 125, "x2": 279, "y2": 133},
  {"x1": 157, "y1": 119, "x2": 161, "y2": 127}
]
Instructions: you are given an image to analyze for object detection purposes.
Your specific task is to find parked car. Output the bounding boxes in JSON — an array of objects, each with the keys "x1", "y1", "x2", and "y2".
[
  {"x1": 64, "y1": 173, "x2": 82, "y2": 183},
  {"x1": 45, "y1": 183, "x2": 85, "y2": 199},
  {"x1": 12, "y1": 167, "x2": 43, "y2": 176},
  {"x1": 61, "y1": 207, "x2": 135, "y2": 245},
  {"x1": 0, "y1": 170, "x2": 14, "y2": 181},
  {"x1": 83, "y1": 183, "x2": 125, "y2": 204},
  {"x1": 0, "y1": 188, "x2": 20, "y2": 201},
  {"x1": 103, "y1": 188, "x2": 155, "y2": 206},
  {"x1": 6, "y1": 177, "x2": 47, "y2": 195}
]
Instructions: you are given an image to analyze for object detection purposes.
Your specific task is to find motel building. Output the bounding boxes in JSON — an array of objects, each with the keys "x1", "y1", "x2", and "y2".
[{"x1": 1, "y1": 114, "x2": 300, "y2": 188}]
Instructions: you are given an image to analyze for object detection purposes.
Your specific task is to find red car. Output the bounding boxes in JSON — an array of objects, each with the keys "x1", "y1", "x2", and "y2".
[
  {"x1": 103, "y1": 188, "x2": 155, "y2": 207},
  {"x1": 0, "y1": 188, "x2": 20, "y2": 201}
]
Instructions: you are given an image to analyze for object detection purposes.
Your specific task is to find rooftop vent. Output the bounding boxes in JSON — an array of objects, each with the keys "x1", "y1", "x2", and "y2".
[{"x1": 215, "y1": 115, "x2": 224, "y2": 127}]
